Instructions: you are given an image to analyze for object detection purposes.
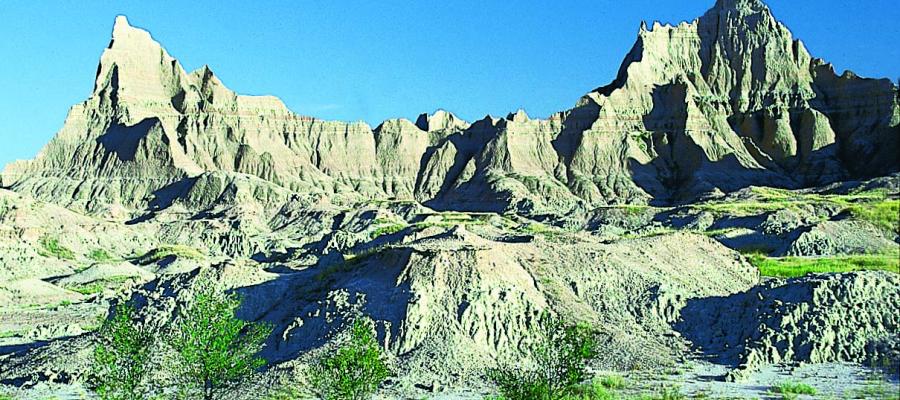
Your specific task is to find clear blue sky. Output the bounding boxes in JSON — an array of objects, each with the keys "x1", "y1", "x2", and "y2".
[{"x1": 1, "y1": 1, "x2": 897, "y2": 167}]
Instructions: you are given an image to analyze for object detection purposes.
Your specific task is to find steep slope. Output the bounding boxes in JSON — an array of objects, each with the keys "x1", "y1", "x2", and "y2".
[{"x1": 2, "y1": 1, "x2": 897, "y2": 219}]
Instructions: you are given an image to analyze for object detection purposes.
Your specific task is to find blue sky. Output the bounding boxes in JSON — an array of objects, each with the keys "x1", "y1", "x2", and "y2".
[{"x1": 0, "y1": 1, "x2": 897, "y2": 167}]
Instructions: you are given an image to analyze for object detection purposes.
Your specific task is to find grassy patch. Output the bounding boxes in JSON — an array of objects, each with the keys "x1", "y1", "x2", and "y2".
[
  {"x1": 0, "y1": 330, "x2": 23, "y2": 339},
  {"x1": 597, "y1": 374, "x2": 627, "y2": 390},
  {"x1": 747, "y1": 252, "x2": 899, "y2": 278},
  {"x1": 88, "y1": 248, "x2": 113, "y2": 262},
  {"x1": 691, "y1": 186, "x2": 895, "y2": 218},
  {"x1": 68, "y1": 275, "x2": 136, "y2": 295},
  {"x1": 772, "y1": 381, "x2": 816, "y2": 396},
  {"x1": 39, "y1": 236, "x2": 75, "y2": 260},
  {"x1": 370, "y1": 223, "x2": 407, "y2": 238},
  {"x1": 847, "y1": 199, "x2": 899, "y2": 234},
  {"x1": 135, "y1": 245, "x2": 205, "y2": 264}
]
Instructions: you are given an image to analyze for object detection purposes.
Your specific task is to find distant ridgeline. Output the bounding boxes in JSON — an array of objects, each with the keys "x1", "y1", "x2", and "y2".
[{"x1": 2, "y1": 0, "x2": 898, "y2": 218}]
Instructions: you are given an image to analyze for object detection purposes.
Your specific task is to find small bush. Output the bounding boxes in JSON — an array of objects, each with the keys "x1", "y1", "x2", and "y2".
[
  {"x1": 310, "y1": 318, "x2": 390, "y2": 400},
  {"x1": 89, "y1": 302, "x2": 154, "y2": 400},
  {"x1": 39, "y1": 236, "x2": 75, "y2": 260},
  {"x1": 488, "y1": 312, "x2": 598, "y2": 400},
  {"x1": 772, "y1": 381, "x2": 816, "y2": 396}
]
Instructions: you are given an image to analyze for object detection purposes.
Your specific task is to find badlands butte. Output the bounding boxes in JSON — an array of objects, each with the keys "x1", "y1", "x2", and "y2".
[{"x1": 1, "y1": 0, "x2": 899, "y2": 398}]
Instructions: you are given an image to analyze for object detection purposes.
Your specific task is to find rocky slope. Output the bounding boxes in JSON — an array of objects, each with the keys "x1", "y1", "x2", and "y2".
[
  {"x1": 0, "y1": 0, "x2": 898, "y2": 398},
  {"x1": 2, "y1": 0, "x2": 897, "y2": 220}
]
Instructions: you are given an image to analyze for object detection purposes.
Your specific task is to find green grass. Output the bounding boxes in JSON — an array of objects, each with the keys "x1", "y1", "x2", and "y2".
[
  {"x1": 747, "y1": 252, "x2": 900, "y2": 278},
  {"x1": 847, "y1": 199, "x2": 899, "y2": 234},
  {"x1": 772, "y1": 381, "x2": 816, "y2": 396},
  {"x1": 68, "y1": 275, "x2": 136, "y2": 295},
  {"x1": 370, "y1": 223, "x2": 407, "y2": 238},
  {"x1": 0, "y1": 330, "x2": 23, "y2": 339},
  {"x1": 690, "y1": 186, "x2": 896, "y2": 219},
  {"x1": 39, "y1": 236, "x2": 75, "y2": 260},
  {"x1": 135, "y1": 245, "x2": 205, "y2": 264},
  {"x1": 87, "y1": 248, "x2": 113, "y2": 262},
  {"x1": 597, "y1": 375, "x2": 628, "y2": 390}
]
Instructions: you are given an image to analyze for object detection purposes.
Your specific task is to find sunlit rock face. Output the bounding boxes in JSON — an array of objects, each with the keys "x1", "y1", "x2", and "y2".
[{"x1": 3, "y1": 1, "x2": 897, "y2": 217}]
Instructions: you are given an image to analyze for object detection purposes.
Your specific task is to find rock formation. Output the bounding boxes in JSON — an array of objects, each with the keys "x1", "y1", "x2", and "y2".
[{"x1": 2, "y1": 0, "x2": 897, "y2": 218}]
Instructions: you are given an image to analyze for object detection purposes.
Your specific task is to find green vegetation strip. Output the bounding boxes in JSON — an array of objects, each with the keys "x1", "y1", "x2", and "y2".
[
  {"x1": 693, "y1": 187, "x2": 899, "y2": 234},
  {"x1": 39, "y1": 236, "x2": 75, "y2": 260},
  {"x1": 134, "y1": 245, "x2": 205, "y2": 264},
  {"x1": 748, "y1": 253, "x2": 899, "y2": 278}
]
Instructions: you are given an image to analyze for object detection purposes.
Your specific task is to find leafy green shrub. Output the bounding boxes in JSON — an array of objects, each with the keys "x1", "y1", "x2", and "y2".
[
  {"x1": 310, "y1": 317, "x2": 390, "y2": 400},
  {"x1": 39, "y1": 236, "x2": 75, "y2": 260},
  {"x1": 89, "y1": 302, "x2": 154, "y2": 400},
  {"x1": 488, "y1": 312, "x2": 598, "y2": 400},
  {"x1": 772, "y1": 381, "x2": 816, "y2": 396},
  {"x1": 169, "y1": 284, "x2": 272, "y2": 400}
]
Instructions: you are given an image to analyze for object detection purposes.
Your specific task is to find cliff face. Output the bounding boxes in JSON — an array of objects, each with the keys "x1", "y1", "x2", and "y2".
[{"x1": 3, "y1": 0, "x2": 898, "y2": 217}]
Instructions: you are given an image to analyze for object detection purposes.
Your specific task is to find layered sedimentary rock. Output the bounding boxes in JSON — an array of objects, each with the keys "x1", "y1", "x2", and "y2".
[{"x1": 2, "y1": 0, "x2": 898, "y2": 219}]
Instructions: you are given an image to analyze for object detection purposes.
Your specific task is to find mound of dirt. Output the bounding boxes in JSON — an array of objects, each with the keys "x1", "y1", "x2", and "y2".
[{"x1": 676, "y1": 271, "x2": 900, "y2": 381}]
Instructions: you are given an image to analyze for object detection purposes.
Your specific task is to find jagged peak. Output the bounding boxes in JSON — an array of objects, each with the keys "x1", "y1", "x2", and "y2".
[
  {"x1": 506, "y1": 109, "x2": 530, "y2": 123},
  {"x1": 109, "y1": 15, "x2": 158, "y2": 50},
  {"x1": 713, "y1": 0, "x2": 769, "y2": 13},
  {"x1": 94, "y1": 16, "x2": 185, "y2": 102},
  {"x1": 415, "y1": 109, "x2": 468, "y2": 132}
]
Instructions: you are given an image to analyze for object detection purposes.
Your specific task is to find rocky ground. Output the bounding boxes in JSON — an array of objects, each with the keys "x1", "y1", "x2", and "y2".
[{"x1": 0, "y1": 174, "x2": 897, "y2": 399}]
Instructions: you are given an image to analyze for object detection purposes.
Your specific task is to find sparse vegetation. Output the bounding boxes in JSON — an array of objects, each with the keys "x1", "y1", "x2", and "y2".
[
  {"x1": 88, "y1": 249, "x2": 114, "y2": 262},
  {"x1": 747, "y1": 252, "x2": 899, "y2": 278},
  {"x1": 39, "y1": 236, "x2": 75, "y2": 260},
  {"x1": 89, "y1": 302, "x2": 154, "y2": 400},
  {"x1": 597, "y1": 374, "x2": 627, "y2": 390},
  {"x1": 168, "y1": 284, "x2": 272, "y2": 400},
  {"x1": 310, "y1": 317, "x2": 390, "y2": 400},
  {"x1": 135, "y1": 244, "x2": 205, "y2": 264},
  {"x1": 691, "y1": 186, "x2": 896, "y2": 220},
  {"x1": 847, "y1": 199, "x2": 900, "y2": 234},
  {"x1": 68, "y1": 276, "x2": 136, "y2": 295},
  {"x1": 370, "y1": 223, "x2": 407, "y2": 238},
  {"x1": 771, "y1": 381, "x2": 816, "y2": 397},
  {"x1": 488, "y1": 312, "x2": 598, "y2": 400},
  {"x1": 0, "y1": 330, "x2": 22, "y2": 339}
]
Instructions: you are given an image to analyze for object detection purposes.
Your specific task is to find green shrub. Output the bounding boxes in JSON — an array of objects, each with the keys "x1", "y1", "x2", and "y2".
[
  {"x1": 39, "y1": 236, "x2": 75, "y2": 260},
  {"x1": 89, "y1": 302, "x2": 154, "y2": 400},
  {"x1": 310, "y1": 318, "x2": 390, "y2": 400},
  {"x1": 772, "y1": 381, "x2": 816, "y2": 396},
  {"x1": 169, "y1": 284, "x2": 272, "y2": 400},
  {"x1": 488, "y1": 312, "x2": 598, "y2": 400}
]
